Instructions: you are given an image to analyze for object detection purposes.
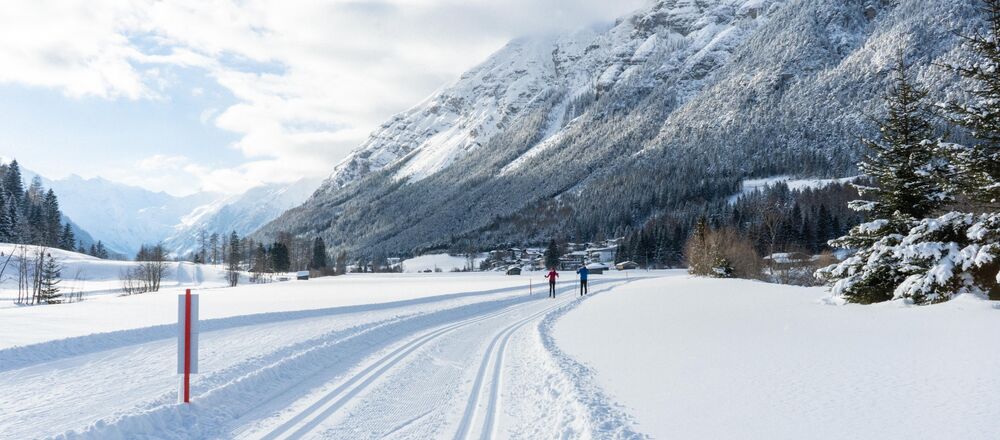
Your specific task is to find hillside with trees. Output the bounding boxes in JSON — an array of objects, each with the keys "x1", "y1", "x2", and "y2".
[{"x1": 256, "y1": 0, "x2": 989, "y2": 262}]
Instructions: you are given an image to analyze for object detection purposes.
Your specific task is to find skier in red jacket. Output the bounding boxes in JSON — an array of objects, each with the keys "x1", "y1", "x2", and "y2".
[{"x1": 544, "y1": 268, "x2": 559, "y2": 298}]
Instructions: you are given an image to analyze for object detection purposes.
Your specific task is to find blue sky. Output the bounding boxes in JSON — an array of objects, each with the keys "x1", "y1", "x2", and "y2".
[{"x1": 0, "y1": 0, "x2": 646, "y2": 196}]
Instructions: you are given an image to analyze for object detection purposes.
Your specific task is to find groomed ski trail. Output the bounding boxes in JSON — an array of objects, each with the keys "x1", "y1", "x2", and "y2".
[
  {"x1": 239, "y1": 280, "x2": 636, "y2": 440},
  {"x1": 21, "y1": 277, "x2": 650, "y2": 439}
]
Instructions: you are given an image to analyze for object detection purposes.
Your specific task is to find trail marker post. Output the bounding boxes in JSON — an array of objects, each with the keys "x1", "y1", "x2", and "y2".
[{"x1": 177, "y1": 289, "x2": 199, "y2": 403}]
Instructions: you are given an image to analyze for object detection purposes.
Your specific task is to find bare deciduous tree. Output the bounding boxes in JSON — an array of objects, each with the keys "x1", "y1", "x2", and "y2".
[{"x1": 120, "y1": 243, "x2": 170, "y2": 295}]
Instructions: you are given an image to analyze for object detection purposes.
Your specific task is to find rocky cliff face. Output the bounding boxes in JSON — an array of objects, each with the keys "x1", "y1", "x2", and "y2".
[{"x1": 259, "y1": 0, "x2": 984, "y2": 256}]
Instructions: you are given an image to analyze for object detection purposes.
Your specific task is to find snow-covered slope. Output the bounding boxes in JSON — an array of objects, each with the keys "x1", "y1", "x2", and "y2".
[
  {"x1": 319, "y1": 0, "x2": 765, "y2": 192},
  {"x1": 162, "y1": 178, "x2": 320, "y2": 257},
  {"x1": 260, "y1": 0, "x2": 984, "y2": 257},
  {"x1": 728, "y1": 175, "x2": 862, "y2": 203},
  {"x1": 0, "y1": 243, "x2": 231, "y2": 310}
]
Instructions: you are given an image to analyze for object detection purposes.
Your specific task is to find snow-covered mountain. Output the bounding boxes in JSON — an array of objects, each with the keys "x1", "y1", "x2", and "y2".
[
  {"x1": 318, "y1": 0, "x2": 788, "y2": 193},
  {"x1": 22, "y1": 167, "x2": 318, "y2": 257},
  {"x1": 22, "y1": 172, "x2": 217, "y2": 256},
  {"x1": 260, "y1": 0, "x2": 985, "y2": 256},
  {"x1": 162, "y1": 178, "x2": 321, "y2": 257}
]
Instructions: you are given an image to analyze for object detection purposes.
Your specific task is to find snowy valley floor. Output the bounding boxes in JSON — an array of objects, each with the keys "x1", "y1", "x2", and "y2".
[{"x1": 1, "y1": 270, "x2": 998, "y2": 439}]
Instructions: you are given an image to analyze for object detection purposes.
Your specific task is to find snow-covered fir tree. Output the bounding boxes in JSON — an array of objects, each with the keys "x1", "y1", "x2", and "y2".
[
  {"x1": 855, "y1": 56, "x2": 950, "y2": 219},
  {"x1": 817, "y1": 56, "x2": 946, "y2": 304},
  {"x1": 880, "y1": 0, "x2": 1000, "y2": 302},
  {"x1": 820, "y1": 2, "x2": 1000, "y2": 304},
  {"x1": 939, "y1": 0, "x2": 1000, "y2": 207}
]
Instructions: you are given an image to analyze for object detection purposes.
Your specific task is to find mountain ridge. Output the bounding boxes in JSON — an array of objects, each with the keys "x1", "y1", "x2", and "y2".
[{"x1": 256, "y1": 0, "x2": 984, "y2": 257}]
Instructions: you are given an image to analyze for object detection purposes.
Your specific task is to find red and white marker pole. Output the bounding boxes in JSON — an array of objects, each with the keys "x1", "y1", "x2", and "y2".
[{"x1": 178, "y1": 289, "x2": 199, "y2": 403}]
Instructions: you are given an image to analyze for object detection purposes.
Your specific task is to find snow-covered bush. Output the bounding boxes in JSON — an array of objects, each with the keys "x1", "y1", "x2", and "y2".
[
  {"x1": 712, "y1": 257, "x2": 735, "y2": 278},
  {"x1": 893, "y1": 212, "x2": 1000, "y2": 302}
]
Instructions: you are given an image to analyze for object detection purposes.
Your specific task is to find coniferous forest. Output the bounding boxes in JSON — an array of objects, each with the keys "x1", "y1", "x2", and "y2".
[{"x1": 0, "y1": 160, "x2": 80, "y2": 252}]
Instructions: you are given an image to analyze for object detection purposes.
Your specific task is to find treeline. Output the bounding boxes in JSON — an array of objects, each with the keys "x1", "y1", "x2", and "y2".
[
  {"x1": 187, "y1": 230, "x2": 349, "y2": 284},
  {"x1": 613, "y1": 182, "x2": 867, "y2": 269},
  {"x1": 0, "y1": 160, "x2": 77, "y2": 250}
]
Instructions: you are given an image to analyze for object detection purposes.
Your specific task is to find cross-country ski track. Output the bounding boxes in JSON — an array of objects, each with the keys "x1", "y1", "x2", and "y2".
[{"x1": 1, "y1": 275, "x2": 653, "y2": 439}]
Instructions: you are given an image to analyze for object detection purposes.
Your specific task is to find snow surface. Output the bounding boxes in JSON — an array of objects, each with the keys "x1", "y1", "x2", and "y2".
[
  {"x1": 554, "y1": 274, "x2": 1000, "y2": 439},
  {"x1": 400, "y1": 253, "x2": 485, "y2": 273},
  {"x1": 728, "y1": 175, "x2": 861, "y2": 203},
  {"x1": 0, "y1": 271, "x2": 654, "y2": 439},
  {"x1": 3, "y1": 269, "x2": 998, "y2": 439}
]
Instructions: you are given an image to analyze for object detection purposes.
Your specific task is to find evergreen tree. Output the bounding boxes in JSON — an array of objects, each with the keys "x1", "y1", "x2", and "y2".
[
  {"x1": 253, "y1": 243, "x2": 269, "y2": 271},
  {"x1": 38, "y1": 253, "x2": 62, "y2": 304},
  {"x1": 7, "y1": 200, "x2": 20, "y2": 243},
  {"x1": 94, "y1": 241, "x2": 108, "y2": 259},
  {"x1": 270, "y1": 242, "x2": 291, "y2": 272},
  {"x1": 310, "y1": 237, "x2": 327, "y2": 270},
  {"x1": 26, "y1": 176, "x2": 44, "y2": 205},
  {"x1": 42, "y1": 189, "x2": 61, "y2": 247},
  {"x1": 940, "y1": 0, "x2": 1000, "y2": 206},
  {"x1": 0, "y1": 194, "x2": 10, "y2": 242},
  {"x1": 59, "y1": 223, "x2": 75, "y2": 250},
  {"x1": 816, "y1": 205, "x2": 833, "y2": 247},
  {"x1": 819, "y1": 56, "x2": 947, "y2": 303},
  {"x1": 227, "y1": 231, "x2": 242, "y2": 287},
  {"x1": 543, "y1": 239, "x2": 561, "y2": 269},
  {"x1": 789, "y1": 204, "x2": 804, "y2": 243},
  {"x1": 4, "y1": 160, "x2": 24, "y2": 208},
  {"x1": 27, "y1": 203, "x2": 44, "y2": 244},
  {"x1": 855, "y1": 55, "x2": 947, "y2": 219}
]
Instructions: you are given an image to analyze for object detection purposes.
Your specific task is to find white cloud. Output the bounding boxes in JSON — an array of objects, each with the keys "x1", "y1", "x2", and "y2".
[
  {"x1": 0, "y1": 0, "x2": 648, "y2": 194},
  {"x1": 137, "y1": 154, "x2": 191, "y2": 171}
]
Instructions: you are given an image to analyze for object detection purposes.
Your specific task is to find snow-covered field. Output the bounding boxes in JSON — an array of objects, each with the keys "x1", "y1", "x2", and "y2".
[
  {"x1": 0, "y1": 244, "x2": 232, "y2": 310},
  {"x1": 1, "y1": 268, "x2": 997, "y2": 439},
  {"x1": 555, "y1": 276, "x2": 1000, "y2": 439},
  {"x1": 400, "y1": 253, "x2": 485, "y2": 273}
]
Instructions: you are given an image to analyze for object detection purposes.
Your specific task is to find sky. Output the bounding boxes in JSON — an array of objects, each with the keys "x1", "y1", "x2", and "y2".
[{"x1": 0, "y1": 0, "x2": 646, "y2": 196}]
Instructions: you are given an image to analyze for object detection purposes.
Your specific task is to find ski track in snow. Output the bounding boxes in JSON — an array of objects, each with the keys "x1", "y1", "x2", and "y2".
[
  {"x1": 533, "y1": 285, "x2": 648, "y2": 440},
  {"x1": 4, "y1": 277, "x2": 652, "y2": 439},
  {"x1": 0, "y1": 282, "x2": 537, "y2": 372}
]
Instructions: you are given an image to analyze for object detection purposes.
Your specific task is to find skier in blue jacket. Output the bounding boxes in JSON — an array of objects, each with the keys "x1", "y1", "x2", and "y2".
[{"x1": 576, "y1": 265, "x2": 589, "y2": 296}]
